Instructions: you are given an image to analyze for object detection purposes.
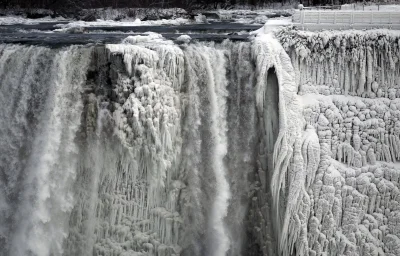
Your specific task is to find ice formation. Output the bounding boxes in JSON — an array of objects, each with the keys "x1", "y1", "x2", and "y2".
[
  {"x1": 273, "y1": 28, "x2": 400, "y2": 256},
  {"x1": 251, "y1": 33, "x2": 304, "y2": 256},
  {"x1": 0, "y1": 26, "x2": 400, "y2": 256}
]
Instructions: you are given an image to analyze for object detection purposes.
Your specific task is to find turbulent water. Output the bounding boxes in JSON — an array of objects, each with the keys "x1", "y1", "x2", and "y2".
[
  {"x1": 1, "y1": 29, "x2": 400, "y2": 256},
  {"x1": 0, "y1": 45, "x2": 91, "y2": 256},
  {"x1": 0, "y1": 37, "x2": 279, "y2": 256}
]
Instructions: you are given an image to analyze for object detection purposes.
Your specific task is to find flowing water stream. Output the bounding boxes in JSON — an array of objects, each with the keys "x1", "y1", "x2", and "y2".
[{"x1": 0, "y1": 33, "x2": 282, "y2": 256}]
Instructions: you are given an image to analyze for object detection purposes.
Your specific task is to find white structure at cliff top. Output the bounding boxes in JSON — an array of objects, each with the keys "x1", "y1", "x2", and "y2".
[{"x1": 293, "y1": 10, "x2": 400, "y2": 30}]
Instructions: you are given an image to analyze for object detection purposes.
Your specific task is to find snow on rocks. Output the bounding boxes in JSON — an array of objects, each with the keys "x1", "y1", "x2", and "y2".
[
  {"x1": 121, "y1": 32, "x2": 171, "y2": 45},
  {"x1": 194, "y1": 14, "x2": 207, "y2": 23},
  {"x1": 0, "y1": 15, "x2": 65, "y2": 25},
  {"x1": 81, "y1": 7, "x2": 188, "y2": 22}
]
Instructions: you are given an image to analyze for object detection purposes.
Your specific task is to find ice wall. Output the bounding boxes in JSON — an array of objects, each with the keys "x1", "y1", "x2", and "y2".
[{"x1": 275, "y1": 28, "x2": 400, "y2": 256}]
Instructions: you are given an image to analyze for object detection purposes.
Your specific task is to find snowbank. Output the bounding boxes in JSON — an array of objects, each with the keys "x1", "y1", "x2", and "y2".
[{"x1": 0, "y1": 15, "x2": 65, "y2": 25}]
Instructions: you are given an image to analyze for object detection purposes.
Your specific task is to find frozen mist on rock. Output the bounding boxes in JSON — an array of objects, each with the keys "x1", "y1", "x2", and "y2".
[{"x1": 0, "y1": 24, "x2": 400, "y2": 256}]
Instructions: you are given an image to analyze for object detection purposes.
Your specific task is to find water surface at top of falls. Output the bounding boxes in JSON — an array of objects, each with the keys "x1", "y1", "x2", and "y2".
[{"x1": 0, "y1": 21, "x2": 263, "y2": 46}]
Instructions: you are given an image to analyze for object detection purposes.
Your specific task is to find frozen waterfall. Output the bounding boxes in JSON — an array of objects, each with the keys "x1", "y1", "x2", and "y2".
[{"x1": 1, "y1": 28, "x2": 400, "y2": 256}]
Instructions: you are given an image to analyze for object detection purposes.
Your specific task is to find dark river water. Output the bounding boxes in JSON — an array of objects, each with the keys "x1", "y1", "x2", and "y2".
[{"x1": 0, "y1": 21, "x2": 263, "y2": 46}]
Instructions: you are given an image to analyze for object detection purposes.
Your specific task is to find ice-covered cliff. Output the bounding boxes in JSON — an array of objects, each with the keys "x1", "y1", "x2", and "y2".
[
  {"x1": 0, "y1": 28, "x2": 399, "y2": 256},
  {"x1": 275, "y1": 28, "x2": 400, "y2": 256}
]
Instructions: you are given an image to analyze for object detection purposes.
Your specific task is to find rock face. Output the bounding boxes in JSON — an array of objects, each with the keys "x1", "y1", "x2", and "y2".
[{"x1": 0, "y1": 29, "x2": 399, "y2": 256}]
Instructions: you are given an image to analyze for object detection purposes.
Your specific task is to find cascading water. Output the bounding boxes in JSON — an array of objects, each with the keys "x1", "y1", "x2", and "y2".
[
  {"x1": 0, "y1": 35, "x2": 266, "y2": 255},
  {"x1": 0, "y1": 37, "x2": 269, "y2": 256},
  {"x1": 189, "y1": 44, "x2": 231, "y2": 256},
  {"x1": 5, "y1": 28, "x2": 400, "y2": 256},
  {"x1": 0, "y1": 45, "x2": 91, "y2": 256}
]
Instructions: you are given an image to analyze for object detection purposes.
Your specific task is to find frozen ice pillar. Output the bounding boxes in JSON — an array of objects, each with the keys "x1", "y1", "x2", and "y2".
[{"x1": 252, "y1": 34, "x2": 304, "y2": 256}]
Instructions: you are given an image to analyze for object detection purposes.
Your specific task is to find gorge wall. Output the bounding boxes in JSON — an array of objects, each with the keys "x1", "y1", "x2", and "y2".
[
  {"x1": 0, "y1": 28, "x2": 399, "y2": 256},
  {"x1": 276, "y1": 29, "x2": 400, "y2": 256}
]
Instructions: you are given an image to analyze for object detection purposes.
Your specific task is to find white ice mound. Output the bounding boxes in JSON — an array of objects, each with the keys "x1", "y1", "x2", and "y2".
[
  {"x1": 176, "y1": 34, "x2": 191, "y2": 44},
  {"x1": 122, "y1": 32, "x2": 172, "y2": 45}
]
